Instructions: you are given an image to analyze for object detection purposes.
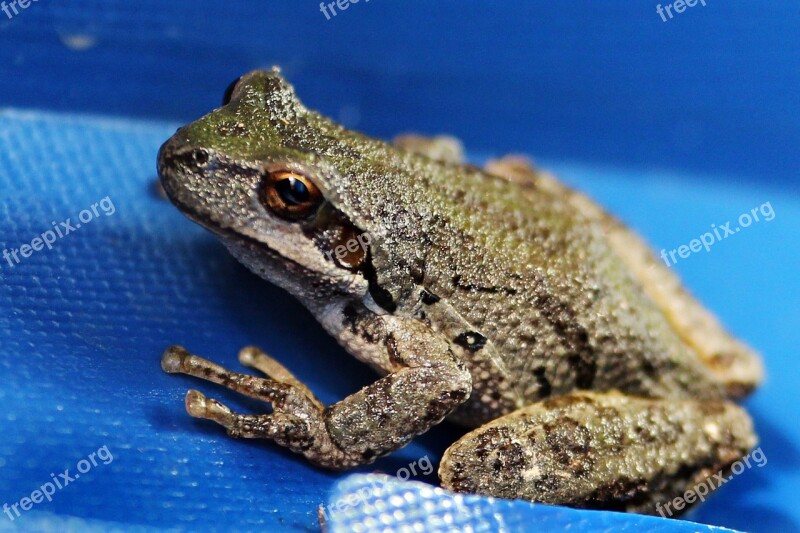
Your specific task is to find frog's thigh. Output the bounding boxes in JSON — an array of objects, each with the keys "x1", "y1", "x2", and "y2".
[
  {"x1": 485, "y1": 155, "x2": 762, "y2": 397},
  {"x1": 439, "y1": 391, "x2": 756, "y2": 514},
  {"x1": 598, "y1": 212, "x2": 763, "y2": 397},
  {"x1": 393, "y1": 134, "x2": 465, "y2": 164},
  {"x1": 567, "y1": 184, "x2": 762, "y2": 397}
]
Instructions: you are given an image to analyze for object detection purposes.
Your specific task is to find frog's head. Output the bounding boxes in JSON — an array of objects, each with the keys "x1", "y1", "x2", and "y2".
[{"x1": 157, "y1": 69, "x2": 387, "y2": 302}]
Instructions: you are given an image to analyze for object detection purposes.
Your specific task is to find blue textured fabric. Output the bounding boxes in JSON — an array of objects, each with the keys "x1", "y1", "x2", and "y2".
[
  {"x1": 0, "y1": 110, "x2": 797, "y2": 532},
  {"x1": 1, "y1": 2, "x2": 798, "y2": 532},
  {"x1": 323, "y1": 474, "x2": 743, "y2": 533}
]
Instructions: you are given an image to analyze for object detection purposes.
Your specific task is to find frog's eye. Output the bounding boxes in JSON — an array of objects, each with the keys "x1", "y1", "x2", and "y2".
[
  {"x1": 222, "y1": 75, "x2": 243, "y2": 106},
  {"x1": 259, "y1": 170, "x2": 323, "y2": 221}
]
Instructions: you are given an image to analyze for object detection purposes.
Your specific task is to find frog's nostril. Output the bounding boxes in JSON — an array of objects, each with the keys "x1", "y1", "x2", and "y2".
[{"x1": 191, "y1": 149, "x2": 209, "y2": 166}]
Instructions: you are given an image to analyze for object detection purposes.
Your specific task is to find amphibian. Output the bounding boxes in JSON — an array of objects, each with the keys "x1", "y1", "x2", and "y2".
[{"x1": 157, "y1": 68, "x2": 762, "y2": 514}]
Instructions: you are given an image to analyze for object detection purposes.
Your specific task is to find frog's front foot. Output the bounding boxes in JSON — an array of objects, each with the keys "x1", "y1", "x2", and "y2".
[
  {"x1": 161, "y1": 335, "x2": 472, "y2": 470},
  {"x1": 161, "y1": 345, "x2": 358, "y2": 469}
]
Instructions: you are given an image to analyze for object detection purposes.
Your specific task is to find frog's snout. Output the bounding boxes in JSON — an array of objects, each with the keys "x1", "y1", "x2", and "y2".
[
  {"x1": 157, "y1": 132, "x2": 209, "y2": 178},
  {"x1": 156, "y1": 133, "x2": 181, "y2": 183},
  {"x1": 157, "y1": 130, "x2": 216, "y2": 204}
]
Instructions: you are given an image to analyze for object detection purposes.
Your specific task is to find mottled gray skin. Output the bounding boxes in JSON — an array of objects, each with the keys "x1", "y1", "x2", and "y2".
[{"x1": 158, "y1": 69, "x2": 762, "y2": 514}]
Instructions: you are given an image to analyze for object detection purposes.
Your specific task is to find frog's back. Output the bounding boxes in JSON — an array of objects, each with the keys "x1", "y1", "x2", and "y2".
[{"x1": 421, "y1": 161, "x2": 728, "y2": 402}]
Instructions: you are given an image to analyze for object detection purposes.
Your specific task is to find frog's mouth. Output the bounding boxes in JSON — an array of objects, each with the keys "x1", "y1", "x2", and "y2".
[{"x1": 157, "y1": 140, "x2": 331, "y2": 281}]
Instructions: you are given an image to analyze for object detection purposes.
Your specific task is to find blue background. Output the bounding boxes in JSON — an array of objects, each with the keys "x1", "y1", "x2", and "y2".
[{"x1": 0, "y1": 1, "x2": 797, "y2": 531}]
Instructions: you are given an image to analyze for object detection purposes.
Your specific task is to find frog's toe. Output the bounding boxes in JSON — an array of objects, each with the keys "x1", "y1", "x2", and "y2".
[
  {"x1": 393, "y1": 133, "x2": 465, "y2": 164},
  {"x1": 161, "y1": 345, "x2": 189, "y2": 373},
  {"x1": 483, "y1": 155, "x2": 540, "y2": 187},
  {"x1": 237, "y1": 345, "x2": 321, "y2": 406},
  {"x1": 182, "y1": 388, "x2": 313, "y2": 447},
  {"x1": 237, "y1": 345, "x2": 289, "y2": 379},
  {"x1": 184, "y1": 388, "x2": 205, "y2": 412},
  {"x1": 184, "y1": 389, "x2": 227, "y2": 420},
  {"x1": 237, "y1": 345, "x2": 261, "y2": 367}
]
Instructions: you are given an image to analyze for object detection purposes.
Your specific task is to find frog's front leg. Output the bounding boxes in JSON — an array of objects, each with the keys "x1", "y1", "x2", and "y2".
[
  {"x1": 439, "y1": 391, "x2": 756, "y2": 515},
  {"x1": 161, "y1": 319, "x2": 472, "y2": 470}
]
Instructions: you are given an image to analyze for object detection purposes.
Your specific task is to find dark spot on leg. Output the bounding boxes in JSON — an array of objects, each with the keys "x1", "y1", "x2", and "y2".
[
  {"x1": 543, "y1": 418, "x2": 593, "y2": 473},
  {"x1": 422, "y1": 387, "x2": 469, "y2": 422},
  {"x1": 361, "y1": 449, "x2": 377, "y2": 461},
  {"x1": 583, "y1": 477, "x2": 649, "y2": 510},
  {"x1": 454, "y1": 331, "x2": 487, "y2": 352},
  {"x1": 410, "y1": 262, "x2": 425, "y2": 284},
  {"x1": 341, "y1": 303, "x2": 383, "y2": 344},
  {"x1": 641, "y1": 359, "x2": 658, "y2": 377},
  {"x1": 385, "y1": 334, "x2": 403, "y2": 367}
]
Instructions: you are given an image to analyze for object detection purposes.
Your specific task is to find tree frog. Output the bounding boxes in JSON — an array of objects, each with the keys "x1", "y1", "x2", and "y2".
[{"x1": 157, "y1": 68, "x2": 763, "y2": 514}]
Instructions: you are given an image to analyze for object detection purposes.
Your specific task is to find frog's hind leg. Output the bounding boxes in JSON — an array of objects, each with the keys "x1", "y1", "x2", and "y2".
[
  {"x1": 484, "y1": 155, "x2": 763, "y2": 397},
  {"x1": 439, "y1": 391, "x2": 756, "y2": 516}
]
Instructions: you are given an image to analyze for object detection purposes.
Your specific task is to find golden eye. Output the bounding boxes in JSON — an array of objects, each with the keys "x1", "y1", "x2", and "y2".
[{"x1": 259, "y1": 170, "x2": 323, "y2": 221}]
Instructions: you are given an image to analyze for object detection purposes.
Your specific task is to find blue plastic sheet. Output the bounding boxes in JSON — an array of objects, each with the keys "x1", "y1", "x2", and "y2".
[{"x1": 1, "y1": 2, "x2": 799, "y2": 531}]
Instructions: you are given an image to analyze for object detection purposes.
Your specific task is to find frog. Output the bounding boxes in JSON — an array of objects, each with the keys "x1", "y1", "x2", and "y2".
[{"x1": 157, "y1": 68, "x2": 763, "y2": 515}]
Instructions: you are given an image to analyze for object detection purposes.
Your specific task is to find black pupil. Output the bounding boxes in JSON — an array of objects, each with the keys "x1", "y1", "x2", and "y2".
[{"x1": 275, "y1": 177, "x2": 310, "y2": 205}]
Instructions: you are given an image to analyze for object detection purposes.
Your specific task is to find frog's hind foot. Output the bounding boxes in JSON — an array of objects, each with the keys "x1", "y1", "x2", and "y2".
[
  {"x1": 393, "y1": 134, "x2": 465, "y2": 164},
  {"x1": 439, "y1": 391, "x2": 757, "y2": 516},
  {"x1": 483, "y1": 154, "x2": 541, "y2": 187}
]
